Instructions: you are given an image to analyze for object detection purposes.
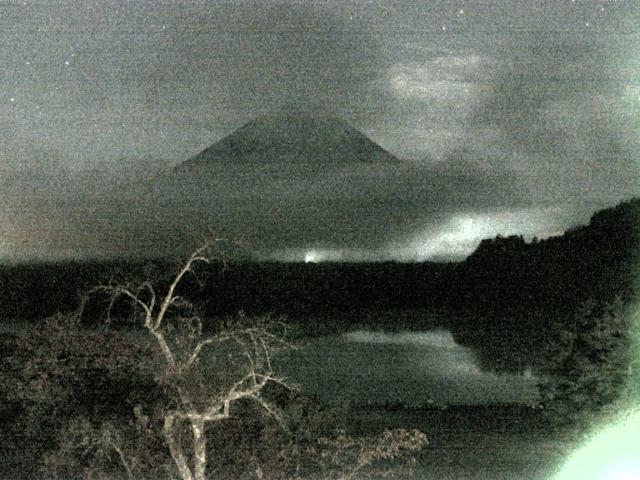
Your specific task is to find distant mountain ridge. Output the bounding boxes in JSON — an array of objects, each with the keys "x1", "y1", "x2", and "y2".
[{"x1": 175, "y1": 107, "x2": 399, "y2": 173}]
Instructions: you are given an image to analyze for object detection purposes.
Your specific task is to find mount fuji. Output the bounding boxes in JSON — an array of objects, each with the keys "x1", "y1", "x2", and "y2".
[{"x1": 175, "y1": 106, "x2": 400, "y2": 174}]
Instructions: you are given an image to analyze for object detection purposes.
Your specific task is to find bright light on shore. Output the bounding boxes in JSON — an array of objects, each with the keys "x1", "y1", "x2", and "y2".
[{"x1": 304, "y1": 250, "x2": 321, "y2": 263}]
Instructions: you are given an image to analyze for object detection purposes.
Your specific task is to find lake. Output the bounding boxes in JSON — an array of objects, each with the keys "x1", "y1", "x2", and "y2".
[{"x1": 276, "y1": 329, "x2": 539, "y2": 406}]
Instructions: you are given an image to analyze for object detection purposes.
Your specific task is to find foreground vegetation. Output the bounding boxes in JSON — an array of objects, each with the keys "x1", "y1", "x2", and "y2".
[{"x1": 1, "y1": 243, "x2": 427, "y2": 479}]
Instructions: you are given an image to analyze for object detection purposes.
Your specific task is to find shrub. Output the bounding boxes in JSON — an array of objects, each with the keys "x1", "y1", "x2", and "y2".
[
  {"x1": 8, "y1": 313, "x2": 172, "y2": 479},
  {"x1": 536, "y1": 296, "x2": 633, "y2": 426}
]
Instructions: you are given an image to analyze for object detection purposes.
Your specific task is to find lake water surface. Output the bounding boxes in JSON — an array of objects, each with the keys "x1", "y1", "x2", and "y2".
[{"x1": 276, "y1": 329, "x2": 539, "y2": 406}]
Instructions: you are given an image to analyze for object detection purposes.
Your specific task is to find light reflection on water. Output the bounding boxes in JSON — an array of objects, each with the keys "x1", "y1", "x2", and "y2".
[{"x1": 276, "y1": 329, "x2": 539, "y2": 406}]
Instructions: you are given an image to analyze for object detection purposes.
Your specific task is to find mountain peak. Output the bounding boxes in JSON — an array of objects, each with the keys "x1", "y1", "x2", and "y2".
[{"x1": 176, "y1": 107, "x2": 399, "y2": 172}]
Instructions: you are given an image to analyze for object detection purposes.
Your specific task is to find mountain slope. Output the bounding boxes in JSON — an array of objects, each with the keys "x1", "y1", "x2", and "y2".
[{"x1": 175, "y1": 107, "x2": 399, "y2": 173}]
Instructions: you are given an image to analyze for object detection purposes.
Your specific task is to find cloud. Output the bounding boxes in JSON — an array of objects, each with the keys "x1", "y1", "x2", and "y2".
[
  {"x1": 0, "y1": 144, "x2": 167, "y2": 261},
  {"x1": 147, "y1": 157, "x2": 531, "y2": 261},
  {"x1": 0, "y1": 142, "x2": 529, "y2": 262},
  {"x1": 345, "y1": 52, "x2": 497, "y2": 160},
  {"x1": 142, "y1": 2, "x2": 386, "y2": 117},
  {"x1": 388, "y1": 55, "x2": 493, "y2": 106},
  {"x1": 465, "y1": 33, "x2": 640, "y2": 207},
  {"x1": 1, "y1": 2, "x2": 637, "y2": 262}
]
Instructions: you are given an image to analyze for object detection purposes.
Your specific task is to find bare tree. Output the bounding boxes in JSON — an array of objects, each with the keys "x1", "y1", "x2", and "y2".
[
  {"x1": 11, "y1": 241, "x2": 427, "y2": 479},
  {"x1": 92, "y1": 241, "x2": 292, "y2": 480}
]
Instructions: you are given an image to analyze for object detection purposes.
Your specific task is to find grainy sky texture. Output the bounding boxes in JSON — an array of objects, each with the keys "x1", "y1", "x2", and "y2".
[{"x1": 1, "y1": 0, "x2": 639, "y2": 261}]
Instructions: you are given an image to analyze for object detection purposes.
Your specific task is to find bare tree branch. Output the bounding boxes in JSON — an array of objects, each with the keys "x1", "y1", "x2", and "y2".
[
  {"x1": 184, "y1": 338, "x2": 216, "y2": 369},
  {"x1": 155, "y1": 242, "x2": 213, "y2": 330},
  {"x1": 250, "y1": 394, "x2": 289, "y2": 431},
  {"x1": 79, "y1": 240, "x2": 294, "y2": 480},
  {"x1": 110, "y1": 439, "x2": 135, "y2": 480}
]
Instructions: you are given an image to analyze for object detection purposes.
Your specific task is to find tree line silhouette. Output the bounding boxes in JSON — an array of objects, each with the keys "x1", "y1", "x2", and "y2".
[{"x1": 1, "y1": 198, "x2": 638, "y2": 372}]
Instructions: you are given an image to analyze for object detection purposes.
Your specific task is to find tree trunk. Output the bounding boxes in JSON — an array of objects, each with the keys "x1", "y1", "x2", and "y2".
[
  {"x1": 192, "y1": 418, "x2": 208, "y2": 480},
  {"x1": 163, "y1": 414, "x2": 195, "y2": 480}
]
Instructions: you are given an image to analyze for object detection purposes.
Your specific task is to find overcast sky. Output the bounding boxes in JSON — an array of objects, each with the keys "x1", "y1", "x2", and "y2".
[{"x1": 1, "y1": 0, "x2": 639, "y2": 261}]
